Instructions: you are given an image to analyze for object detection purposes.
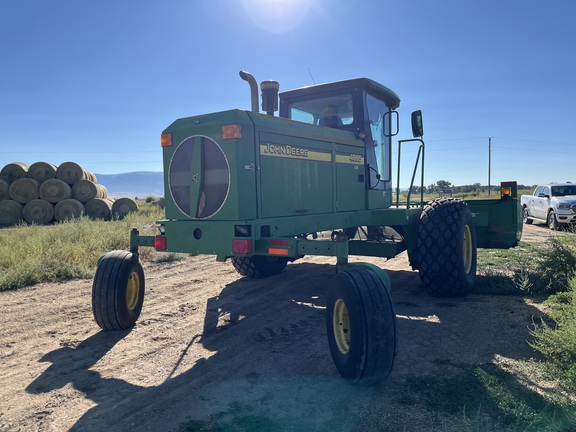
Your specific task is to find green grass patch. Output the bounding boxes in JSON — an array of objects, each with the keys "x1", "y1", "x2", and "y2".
[
  {"x1": 179, "y1": 402, "x2": 282, "y2": 432},
  {"x1": 477, "y1": 236, "x2": 576, "y2": 295},
  {"x1": 406, "y1": 364, "x2": 576, "y2": 431},
  {"x1": 0, "y1": 202, "x2": 164, "y2": 291},
  {"x1": 530, "y1": 277, "x2": 576, "y2": 393},
  {"x1": 153, "y1": 252, "x2": 190, "y2": 263},
  {"x1": 477, "y1": 233, "x2": 576, "y2": 402},
  {"x1": 476, "y1": 242, "x2": 538, "y2": 295}
]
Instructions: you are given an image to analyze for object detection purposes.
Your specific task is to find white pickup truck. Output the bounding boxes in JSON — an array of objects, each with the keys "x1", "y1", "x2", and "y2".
[{"x1": 521, "y1": 183, "x2": 576, "y2": 229}]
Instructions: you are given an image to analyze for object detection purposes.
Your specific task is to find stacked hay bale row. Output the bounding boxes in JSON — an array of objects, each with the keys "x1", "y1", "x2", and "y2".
[{"x1": 0, "y1": 161, "x2": 139, "y2": 227}]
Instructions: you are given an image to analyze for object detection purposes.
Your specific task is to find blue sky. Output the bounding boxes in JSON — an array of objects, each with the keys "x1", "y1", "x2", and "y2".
[{"x1": 1, "y1": 0, "x2": 574, "y2": 188}]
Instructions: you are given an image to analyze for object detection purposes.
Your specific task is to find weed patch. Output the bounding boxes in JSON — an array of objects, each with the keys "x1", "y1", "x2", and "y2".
[
  {"x1": 153, "y1": 252, "x2": 189, "y2": 263},
  {"x1": 179, "y1": 402, "x2": 282, "y2": 432},
  {"x1": 0, "y1": 202, "x2": 163, "y2": 291},
  {"x1": 530, "y1": 278, "x2": 576, "y2": 393},
  {"x1": 406, "y1": 364, "x2": 575, "y2": 431},
  {"x1": 477, "y1": 236, "x2": 576, "y2": 295},
  {"x1": 476, "y1": 243, "x2": 540, "y2": 295}
]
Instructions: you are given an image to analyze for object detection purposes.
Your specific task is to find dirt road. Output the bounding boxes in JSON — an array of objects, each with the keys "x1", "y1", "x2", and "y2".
[{"x1": 0, "y1": 224, "x2": 564, "y2": 431}]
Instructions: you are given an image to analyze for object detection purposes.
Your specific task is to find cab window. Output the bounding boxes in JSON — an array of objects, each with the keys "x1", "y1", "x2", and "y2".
[
  {"x1": 289, "y1": 93, "x2": 354, "y2": 128},
  {"x1": 365, "y1": 94, "x2": 392, "y2": 186}
]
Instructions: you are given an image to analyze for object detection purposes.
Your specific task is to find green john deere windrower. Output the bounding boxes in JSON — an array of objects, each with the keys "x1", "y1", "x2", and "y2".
[{"x1": 92, "y1": 71, "x2": 522, "y2": 384}]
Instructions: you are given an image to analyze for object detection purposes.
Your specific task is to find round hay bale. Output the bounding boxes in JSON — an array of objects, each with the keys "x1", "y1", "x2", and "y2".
[
  {"x1": 9, "y1": 178, "x2": 40, "y2": 204},
  {"x1": 152, "y1": 197, "x2": 165, "y2": 209},
  {"x1": 112, "y1": 198, "x2": 139, "y2": 219},
  {"x1": 0, "y1": 179, "x2": 10, "y2": 201},
  {"x1": 39, "y1": 179, "x2": 72, "y2": 203},
  {"x1": 56, "y1": 162, "x2": 87, "y2": 185},
  {"x1": 1, "y1": 162, "x2": 29, "y2": 183},
  {"x1": 72, "y1": 179, "x2": 107, "y2": 203},
  {"x1": 86, "y1": 171, "x2": 97, "y2": 183},
  {"x1": 28, "y1": 162, "x2": 58, "y2": 183},
  {"x1": 85, "y1": 198, "x2": 113, "y2": 220},
  {"x1": 0, "y1": 200, "x2": 23, "y2": 226},
  {"x1": 54, "y1": 199, "x2": 85, "y2": 221},
  {"x1": 23, "y1": 199, "x2": 54, "y2": 225}
]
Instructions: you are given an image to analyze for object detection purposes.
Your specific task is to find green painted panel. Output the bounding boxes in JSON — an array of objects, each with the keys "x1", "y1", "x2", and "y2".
[
  {"x1": 367, "y1": 189, "x2": 392, "y2": 209},
  {"x1": 160, "y1": 220, "x2": 237, "y2": 255},
  {"x1": 336, "y1": 152, "x2": 365, "y2": 211},
  {"x1": 260, "y1": 155, "x2": 334, "y2": 217}
]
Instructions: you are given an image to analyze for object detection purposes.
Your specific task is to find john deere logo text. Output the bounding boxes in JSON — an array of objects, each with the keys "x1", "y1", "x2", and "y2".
[
  {"x1": 262, "y1": 143, "x2": 309, "y2": 158},
  {"x1": 260, "y1": 144, "x2": 332, "y2": 162}
]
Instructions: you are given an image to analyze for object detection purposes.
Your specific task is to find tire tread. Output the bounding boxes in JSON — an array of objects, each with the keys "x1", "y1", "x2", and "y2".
[
  {"x1": 417, "y1": 198, "x2": 477, "y2": 296},
  {"x1": 92, "y1": 250, "x2": 143, "y2": 330}
]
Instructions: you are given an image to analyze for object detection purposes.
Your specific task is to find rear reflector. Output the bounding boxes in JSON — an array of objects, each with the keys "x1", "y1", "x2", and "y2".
[
  {"x1": 161, "y1": 133, "x2": 173, "y2": 147},
  {"x1": 269, "y1": 248, "x2": 289, "y2": 256},
  {"x1": 269, "y1": 239, "x2": 289, "y2": 246},
  {"x1": 233, "y1": 239, "x2": 252, "y2": 254},
  {"x1": 155, "y1": 236, "x2": 167, "y2": 250},
  {"x1": 222, "y1": 124, "x2": 242, "y2": 139}
]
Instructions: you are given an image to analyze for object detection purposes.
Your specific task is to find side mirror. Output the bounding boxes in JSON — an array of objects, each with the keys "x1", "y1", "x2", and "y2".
[
  {"x1": 383, "y1": 111, "x2": 399, "y2": 137},
  {"x1": 411, "y1": 110, "x2": 424, "y2": 138}
]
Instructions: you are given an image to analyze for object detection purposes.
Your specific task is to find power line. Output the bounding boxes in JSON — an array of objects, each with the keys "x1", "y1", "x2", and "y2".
[
  {"x1": 428, "y1": 136, "x2": 574, "y2": 147},
  {"x1": 2, "y1": 151, "x2": 158, "y2": 154},
  {"x1": 427, "y1": 137, "x2": 487, "y2": 143},
  {"x1": 494, "y1": 146, "x2": 576, "y2": 155},
  {"x1": 491, "y1": 136, "x2": 575, "y2": 146}
]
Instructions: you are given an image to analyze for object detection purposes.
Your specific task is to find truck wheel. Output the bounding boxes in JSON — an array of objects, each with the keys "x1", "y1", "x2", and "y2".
[
  {"x1": 231, "y1": 255, "x2": 288, "y2": 278},
  {"x1": 326, "y1": 267, "x2": 396, "y2": 385},
  {"x1": 547, "y1": 210, "x2": 559, "y2": 230},
  {"x1": 523, "y1": 207, "x2": 533, "y2": 224},
  {"x1": 92, "y1": 250, "x2": 145, "y2": 330},
  {"x1": 417, "y1": 198, "x2": 477, "y2": 296}
]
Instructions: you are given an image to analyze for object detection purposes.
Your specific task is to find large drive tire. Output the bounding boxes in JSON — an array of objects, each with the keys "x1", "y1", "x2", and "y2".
[
  {"x1": 326, "y1": 267, "x2": 396, "y2": 385},
  {"x1": 547, "y1": 210, "x2": 559, "y2": 230},
  {"x1": 231, "y1": 255, "x2": 288, "y2": 278},
  {"x1": 417, "y1": 198, "x2": 477, "y2": 296},
  {"x1": 523, "y1": 207, "x2": 533, "y2": 224},
  {"x1": 92, "y1": 250, "x2": 145, "y2": 330}
]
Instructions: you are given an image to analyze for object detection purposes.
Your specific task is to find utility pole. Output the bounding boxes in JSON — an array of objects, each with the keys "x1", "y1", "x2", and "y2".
[{"x1": 488, "y1": 137, "x2": 491, "y2": 197}]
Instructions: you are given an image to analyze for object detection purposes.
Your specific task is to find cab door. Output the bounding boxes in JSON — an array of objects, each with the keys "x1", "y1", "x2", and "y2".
[{"x1": 533, "y1": 185, "x2": 549, "y2": 220}]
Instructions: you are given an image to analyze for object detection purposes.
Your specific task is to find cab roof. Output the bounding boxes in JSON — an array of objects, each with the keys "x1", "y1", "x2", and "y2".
[{"x1": 279, "y1": 78, "x2": 401, "y2": 110}]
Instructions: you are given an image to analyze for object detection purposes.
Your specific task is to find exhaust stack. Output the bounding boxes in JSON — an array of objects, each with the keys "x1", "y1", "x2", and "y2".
[{"x1": 239, "y1": 71, "x2": 259, "y2": 113}]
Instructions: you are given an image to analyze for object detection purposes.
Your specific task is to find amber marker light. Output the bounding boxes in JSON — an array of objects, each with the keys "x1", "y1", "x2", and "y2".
[
  {"x1": 222, "y1": 124, "x2": 242, "y2": 139},
  {"x1": 501, "y1": 187, "x2": 511, "y2": 197},
  {"x1": 269, "y1": 248, "x2": 290, "y2": 256},
  {"x1": 161, "y1": 133, "x2": 173, "y2": 147},
  {"x1": 268, "y1": 239, "x2": 290, "y2": 255}
]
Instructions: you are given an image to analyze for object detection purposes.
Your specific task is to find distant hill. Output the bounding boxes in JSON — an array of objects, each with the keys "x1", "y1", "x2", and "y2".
[{"x1": 95, "y1": 172, "x2": 164, "y2": 198}]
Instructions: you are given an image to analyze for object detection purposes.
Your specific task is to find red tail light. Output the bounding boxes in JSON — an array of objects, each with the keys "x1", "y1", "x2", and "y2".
[
  {"x1": 155, "y1": 236, "x2": 167, "y2": 251},
  {"x1": 233, "y1": 239, "x2": 252, "y2": 254}
]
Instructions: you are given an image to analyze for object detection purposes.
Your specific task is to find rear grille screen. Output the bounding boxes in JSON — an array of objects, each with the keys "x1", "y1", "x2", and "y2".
[{"x1": 168, "y1": 135, "x2": 231, "y2": 219}]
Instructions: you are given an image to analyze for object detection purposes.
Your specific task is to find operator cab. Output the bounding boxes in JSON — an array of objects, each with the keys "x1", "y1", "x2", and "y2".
[{"x1": 279, "y1": 78, "x2": 401, "y2": 190}]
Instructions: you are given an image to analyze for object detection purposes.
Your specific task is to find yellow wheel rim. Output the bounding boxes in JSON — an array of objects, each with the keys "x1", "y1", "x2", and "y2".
[
  {"x1": 463, "y1": 224, "x2": 473, "y2": 274},
  {"x1": 126, "y1": 271, "x2": 140, "y2": 310},
  {"x1": 333, "y1": 299, "x2": 351, "y2": 355}
]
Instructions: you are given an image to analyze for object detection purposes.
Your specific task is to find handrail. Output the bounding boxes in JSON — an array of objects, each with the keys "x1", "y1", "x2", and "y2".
[{"x1": 395, "y1": 138, "x2": 425, "y2": 208}]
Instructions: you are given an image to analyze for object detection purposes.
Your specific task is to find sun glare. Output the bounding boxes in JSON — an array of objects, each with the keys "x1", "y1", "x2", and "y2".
[{"x1": 242, "y1": 0, "x2": 311, "y2": 34}]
